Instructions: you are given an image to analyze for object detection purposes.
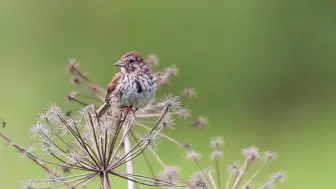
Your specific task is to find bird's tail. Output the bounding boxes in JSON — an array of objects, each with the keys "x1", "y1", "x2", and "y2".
[{"x1": 96, "y1": 103, "x2": 111, "y2": 118}]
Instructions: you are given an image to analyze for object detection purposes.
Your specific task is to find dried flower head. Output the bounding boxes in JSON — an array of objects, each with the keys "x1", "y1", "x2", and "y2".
[
  {"x1": 159, "y1": 94, "x2": 181, "y2": 111},
  {"x1": 228, "y1": 161, "x2": 241, "y2": 175},
  {"x1": 67, "y1": 58, "x2": 79, "y2": 73},
  {"x1": 263, "y1": 151, "x2": 279, "y2": 161},
  {"x1": 20, "y1": 145, "x2": 35, "y2": 159},
  {"x1": 270, "y1": 171, "x2": 286, "y2": 183},
  {"x1": 160, "y1": 166, "x2": 180, "y2": 181},
  {"x1": 190, "y1": 172, "x2": 209, "y2": 189},
  {"x1": 10, "y1": 104, "x2": 180, "y2": 188},
  {"x1": 165, "y1": 65, "x2": 179, "y2": 77},
  {"x1": 177, "y1": 107, "x2": 192, "y2": 119},
  {"x1": 186, "y1": 151, "x2": 201, "y2": 162},
  {"x1": 210, "y1": 136, "x2": 225, "y2": 149},
  {"x1": 182, "y1": 88, "x2": 197, "y2": 98},
  {"x1": 210, "y1": 150, "x2": 223, "y2": 160},
  {"x1": 146, "y1": 55, "x2": 159, "y2": 66},
  {"x1": 242, "y1": 146, "x2": 260, "y2": 161},
  {"x1": 191, "y1": 116, "x2": 208, "y2": 128}
]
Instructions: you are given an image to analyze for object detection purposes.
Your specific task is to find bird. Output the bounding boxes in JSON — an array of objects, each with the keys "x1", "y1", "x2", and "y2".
[{"x1": 96, "y1": 52, "x2": 157, "y2": 118}]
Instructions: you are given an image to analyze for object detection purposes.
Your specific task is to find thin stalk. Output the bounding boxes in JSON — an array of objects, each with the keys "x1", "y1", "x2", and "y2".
[
  {"x1": 110, "y1": 107, "x2": 169, "y2": 169},
  {"x1": 130, "y1": 131, "x2": 156, "y2": 179},
  {"x1": 242, "y1": 160, "x2": 268, "y2": 188},
  {"x1": 206, "y1": 170, "x2": 218, "y2": 189},
  {"x1": 109, "y1": 119, "x2": 133, "y2": 165},
  {"x1": 215, "y1": 159, "x2": 221, "y2": 188},
  {"x1": 124, "y1": 132, "x2": 135, "y2": 189},
  {"x1": 85, "y1": 111, "x2": 103, "y2": 166},
  {"x1": 106, "y1": 111, "x2": 127, "y2": 166},
  {"x1": 136, "y1": 122, "x2": 184, "y2": 147},
  {"x1": 224, "y1": 173, "x2": 233, "y2": 189},
  {"x1": 100, "y1": 172, "x2": 111, "y2": 189},
  {"x1": 232, "y1": 159, "x2": 250, "y2": 189},
  {"x1": 150, "y1": 149, "x2": 165, "y2": 167}
]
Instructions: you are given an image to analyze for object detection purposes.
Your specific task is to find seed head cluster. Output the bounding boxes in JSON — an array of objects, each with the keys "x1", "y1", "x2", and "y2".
[{"x1": 0, "y1": 54, "x2": 286, "y2": 189}]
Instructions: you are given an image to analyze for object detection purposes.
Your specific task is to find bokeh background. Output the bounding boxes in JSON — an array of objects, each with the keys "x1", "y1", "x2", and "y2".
[{"x1": 0, "y1": 0, "x2": 335, "y2": 188}]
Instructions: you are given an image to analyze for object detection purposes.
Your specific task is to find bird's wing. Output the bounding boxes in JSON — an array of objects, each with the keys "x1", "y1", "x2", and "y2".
[{"x1": 104, "y1": 72, "x2": 123, "y2": 102}]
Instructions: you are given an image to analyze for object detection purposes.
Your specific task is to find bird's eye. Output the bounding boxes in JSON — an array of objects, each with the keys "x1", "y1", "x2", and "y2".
[{"x1": 129, "y1": 58, "x2": 134, "y2": 63}]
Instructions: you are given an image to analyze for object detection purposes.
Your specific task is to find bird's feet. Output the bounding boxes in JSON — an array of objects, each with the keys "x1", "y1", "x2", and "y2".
[{"x1": 122, "y1": 106, "x2": 138, "y2": 115}]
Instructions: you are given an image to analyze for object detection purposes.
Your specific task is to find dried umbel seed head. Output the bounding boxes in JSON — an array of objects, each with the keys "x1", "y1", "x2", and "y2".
[
  {"x1": 146, "y1": 55, "x2": 159, "y2": 66},
  {"x1": 186, "y1": 151, "x2": 201, "y2": 162},
  {"x1": 191, "y1": 116, "x2": 208, "y2": 128},
  {"x1": 209, "y1": 136, "x2": 225, "y2": 149},
  {"x1": 182, "y1": 88, "x2": 197, "y2": 98},
  {"x1": 165, "y1": 65, "x2": 179, "y2": 77},
  {"x1": 160, "y1": 114, "x2": 175, "y2": 130},
  {"x1": 66, "y1": 58, "x2": 79, "y2": 73},
  {"x1": 159, "y1": 95, "x2": 181, "y2": 112},
  {"x1": 11, "y1": 103, "x2": 182, "y2": 189},
  {"x1": 66, "y1": 92, "x2": 78, "y2": 102},
  {"x1": 189, "y1": 172, "x2": 209, "y2": 189},
  {"x1": 177, "y1": 107, "x2": 192, "y2": 119},
  {"x1": 20, "y1": 146, "x2": 35, "y2": 159},
  {"x1": 270, "y1": 172, "x2": 286, "y2": 183},
  {"x1": 160, "y1": 166, "x2": 180, "y2": 181},
  {"x1": 228, "y1": 161, "x2": 241, "y2": 175},
  {"x1": 262, "y1": 151, "x2": 279, "y2": 161},
  {"x1": 210, "y1": 150, "x2": 223, "y2": 160},
  {"x1": 242, "y1": 146, "x2": 260, "y2": 161},
  {"x1": 58, "y1": 55, "x2": 286, "y2": 189}
]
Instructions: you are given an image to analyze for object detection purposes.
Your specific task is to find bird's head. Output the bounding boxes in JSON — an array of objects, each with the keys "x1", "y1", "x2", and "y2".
[{"x1": 114, "y1": 52, "x2": 147, "y2": 73}]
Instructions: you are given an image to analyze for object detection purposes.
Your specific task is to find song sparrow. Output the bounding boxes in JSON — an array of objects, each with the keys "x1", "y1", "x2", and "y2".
[{"x1": 96, "y1": 52, "x2": 157, "y2": 118}]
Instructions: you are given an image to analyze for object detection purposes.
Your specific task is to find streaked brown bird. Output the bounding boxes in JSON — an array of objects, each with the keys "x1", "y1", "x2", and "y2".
[{"x1": 96, "y1": 52, "x2": 157, "y2": 118}]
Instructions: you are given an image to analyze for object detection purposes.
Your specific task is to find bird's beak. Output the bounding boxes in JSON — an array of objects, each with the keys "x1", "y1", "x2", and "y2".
[{"x1": 114, "y1": 60, "x2": 126, "y2": 67}]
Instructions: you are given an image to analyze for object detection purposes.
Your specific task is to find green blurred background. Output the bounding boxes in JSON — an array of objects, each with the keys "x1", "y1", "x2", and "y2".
[{"x1": 0, "y1": 0, "x2": 335, "y2": 188}]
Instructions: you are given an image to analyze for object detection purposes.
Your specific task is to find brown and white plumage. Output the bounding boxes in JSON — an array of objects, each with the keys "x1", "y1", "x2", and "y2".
[{"x1": 97, "y1": 52, "x2": 157, "y2": 118}]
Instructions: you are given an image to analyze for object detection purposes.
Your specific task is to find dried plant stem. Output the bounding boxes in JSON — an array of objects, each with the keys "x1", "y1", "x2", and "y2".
[
  {"x1": 232, "y1": 159, "x2": 250, "y2": 189},
  {"x1": 100, "y1": 172, "x2": 111, "y2": 189},
  {"x1": 130, "y1": 131, "x2": 156, "y2": 178},
  {"x1": 0, "y1": 131, "x2": 76, "y2": 189},
  {"x1": 72, "y1": 67, "x2": 105, "y2": 94},
  {"x1": 124, "y1": 130, "x2": 135, "y2": 189},
  {"x1": 224, "y1": 173, "x2": 233, "y2": 189},
  {"x1": 215, "y1": 159, "x2": 221, "y2": 188},
  {"x1": 137, "y1": 123, "x2": 184, "y2": 147},
  {"x1": 150, "y1": 149, "x2": 165, "y2": 167},
  {"x1": 243, "y1": 160, "x2": 268, "y2": 188},
  {"x1": 206, "y1": 169, "x2": 218, "y2": 189}
]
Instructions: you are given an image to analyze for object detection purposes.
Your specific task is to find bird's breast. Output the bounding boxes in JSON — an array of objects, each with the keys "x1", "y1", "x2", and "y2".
[{"x1": 117, "y1": 73, "x2": 156, "y2": 108}]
